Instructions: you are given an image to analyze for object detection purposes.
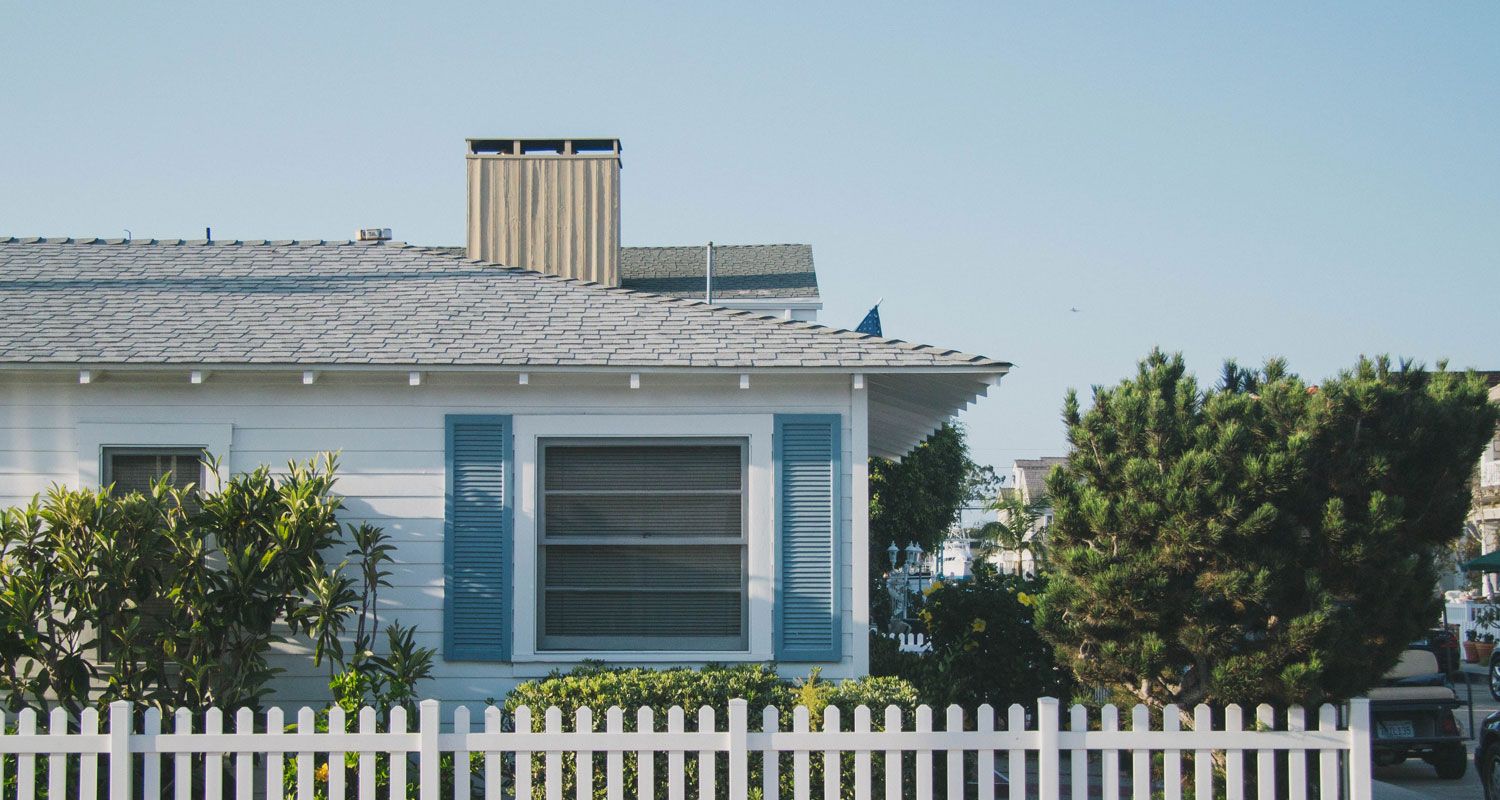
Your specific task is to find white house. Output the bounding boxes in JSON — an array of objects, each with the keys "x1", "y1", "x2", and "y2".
[{"x1": 0, "y1": 138, "x2": 1009, "y2": 706}]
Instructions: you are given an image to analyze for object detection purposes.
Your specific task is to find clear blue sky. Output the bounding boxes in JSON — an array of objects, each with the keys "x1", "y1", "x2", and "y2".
[{"x1": 3, "y1": 3, "x2": 1496, "y2": 473}]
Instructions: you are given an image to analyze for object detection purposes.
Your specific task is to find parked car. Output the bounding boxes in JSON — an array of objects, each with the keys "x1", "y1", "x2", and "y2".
[
  {"x1": 1411, "y1": 626, "x2": 1462, "y2": 676},
  {"x1": 1490, "y1": 648, "x2": 1500, "y2": 702},
  {"x1": 1370, "y1": 648, "x2": 1467, "y2": 779},
  {"x1": 1478, "y1": 710, "x2": 1500, "y2": 799}
]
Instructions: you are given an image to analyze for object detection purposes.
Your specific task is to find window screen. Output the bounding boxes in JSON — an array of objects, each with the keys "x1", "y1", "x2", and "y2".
[
  {"x1": 103, "y1": 448, "x2": 205, "y2": 494},
  {"x1": 538, "y1": 440, "x2": 747, "y2": 651}
]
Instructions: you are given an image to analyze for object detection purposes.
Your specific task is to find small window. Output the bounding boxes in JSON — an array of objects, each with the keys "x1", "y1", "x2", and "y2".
[
  {"x1": 102, "y1": 448, "x2": 205, "y2": 494},
  {"x1": 538, "y1": 439, "x2": 748, "y2": 651}
]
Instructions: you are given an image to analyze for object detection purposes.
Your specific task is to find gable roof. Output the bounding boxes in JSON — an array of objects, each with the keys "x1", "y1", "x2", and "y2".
[
  {"x1": 619, "y1": 244, "x2": 817, "y2": 301},
  {"x1": 0, "y1": 237, "x2": 998, "y2": 371},
  {"x1": 1013, "y1": 457, "x2": 1067, "y2": 503}
]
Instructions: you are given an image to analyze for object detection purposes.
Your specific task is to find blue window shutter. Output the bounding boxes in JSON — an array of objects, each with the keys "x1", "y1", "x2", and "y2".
[
  {"x1": 774, "y1": 414, "x2": 842, "y2": 662},
  {"x1": 444, "y1": 415, "x2": 512, "y2": 661}
]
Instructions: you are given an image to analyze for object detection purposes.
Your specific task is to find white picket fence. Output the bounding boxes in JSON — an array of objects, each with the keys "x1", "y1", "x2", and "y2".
[{"x1": 0, "y1": 697, "x2": 1372, "y2": 800}]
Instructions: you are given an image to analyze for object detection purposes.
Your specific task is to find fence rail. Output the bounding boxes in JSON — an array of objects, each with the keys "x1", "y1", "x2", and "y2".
[{"x1": 0, "y1": 697, "x2": 1372, "y2": 800}]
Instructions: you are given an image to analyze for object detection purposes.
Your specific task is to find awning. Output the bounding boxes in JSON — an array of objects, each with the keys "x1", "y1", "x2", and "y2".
[{"x1": 1462, "y1": 551, "x2": 1500, "y2": 572}]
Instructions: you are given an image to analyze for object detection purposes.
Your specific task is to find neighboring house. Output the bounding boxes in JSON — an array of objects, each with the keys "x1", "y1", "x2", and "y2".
[
  {"x1": 0, "y1": 137, "x2": 1009, "y2": 706},
  {"x1": 1464, "y1": 379, "x2": 1500, "y2": 595},
  {"x1": 987, "y1": 457, "x2": 1065, "y2": 576}
]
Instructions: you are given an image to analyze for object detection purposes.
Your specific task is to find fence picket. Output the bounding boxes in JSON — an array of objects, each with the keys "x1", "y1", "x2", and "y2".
[
  {"x1": 175, "y1": 708, "x2": 194, "y2": 800},
  {"x1": 882, "y1": 706, "x2": 902, "y2": 800},
  {"x1": 47, "y1": 707, "x2": 66, "y2": 800},
  {"x1": 146, "y1": 707, "x2": 164, "y2": 800},
  {"x1": 1287, "y1": 706, "x2": 1307, "y2": 800},
  {"x1": 18, "y1": 709, "x2": 35, "y2": 800},
  {"x1": 388, "y1": 706, "x2": 407, "y2": 800},
  {"x1": 328, "y1": 706, "x2": 347, "y2": 800},
  {"x1": 294, "y1": 707, "x2": 313, "y2": 800},
  {"x1": 667, "y1": 707, "x2": 685, "y2": 800},
  {"x1": 792, "y1": 706, "x2": 810, "y2": 800},
  {"x1": 45, "y1": 705, "x2": 64, "y2": 798},
  {"x1": 1347, "y1": 700, "x2": 1372, "y2": 800},
  {"x1": 485, "y1": 706, "x2": 503, "y2": 800},
  {"x1": 975, "y1": 705, "x2": 994, "y2": 800},
  {"x1": 1225, "y1": 705, "x2": 1244, "y2": 800},
  {"x1": 545, "y1": 706, "x2": 564, "y2": 800},
  {"x1": 1161, "y1": 706, "x2": 1181, "y2": 800},
  {"x1": 639, "y1": 707, "x2": 656, "y2": 800},
  {"x1": 359, "y1": 707, "x2": 377, "y2": 800},
  {"x1": 1192, "y1": 705, "x2": 1211, "y2": 800},
  {"x1": 1068, "y1": 705, "x2": 1085, "y2": 800},
  {"x1": 206, "y1": 708, "x2": 224, "y2": 800},
  {"x1": 1037, "y1": 699, "x2": 1060, "y2": 800},
  {"x1": 853, "y1": 705, "x2": 872, "y2": 800},
  {"x1": 1101, "y1": 705, "x2": 1119, "y2": 800},
  {"x1": 577, "y1": 706, "x2": 594, "y2": 800},
  {"x1": 235, "y1": 708, "x2": 254, "y2": 800},
  {"x1": 420, "y1": 701, "x2": 439, "y2": 800},
  {"x1": 0, "y1": 711, "x2": 6, "y2": 798},
  {"x1": 514, "y1": 707, "x2": 534, "y2": 800},
  {"x1": 81, "y1": 708, "x2": 100, "y2": 800},
  {"x1": 915, "y1": 706, "x2": 932, "y2": 800},
  {"x1": 729, "y1": 700, "x2": 748, "y2": 800},
  {"x1": 1131, "y1": 705, "x2": 1150, "y2": 800},
  {"x1": 606, "y1": 706, "x2": 624, "y2": 800},
  {"x1": 265, "y1": 708, "x2": 284, "y2": 800},
  {"x1": 1009, "y1": 704, "x2": 1027, "y2": 800},
  {"x1": 697, "y1": 706, "x2": 714, "y2": 800},
  {"x1": 1256, "y1": 704, "x2": 1275, "y2": 800},
  {"x1": 944, "y1": 705, "x2": 962, "y2": 800},
  {"x1": 761, "y1": 706, "x2": 779, "y2": 800},
  {"x1": 824, "y1": 706, "x2": 842, "y2": 800},
  {"x1": 453, "y1": 706, "x2": 470, "y2": 800},
  {"x1": 1317, "y1": 704, "x2": 1339, "y2": 800}
]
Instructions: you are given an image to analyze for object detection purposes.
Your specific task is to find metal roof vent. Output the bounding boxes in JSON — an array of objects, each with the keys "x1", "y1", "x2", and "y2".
[{"x1": 356, "y1": 227, "x2": 392, "y2": 242}]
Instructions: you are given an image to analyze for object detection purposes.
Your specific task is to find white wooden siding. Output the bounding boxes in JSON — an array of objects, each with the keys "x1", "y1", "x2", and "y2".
[{"x1": 0, "y1": 371, "x2": 864, "y2": 706}]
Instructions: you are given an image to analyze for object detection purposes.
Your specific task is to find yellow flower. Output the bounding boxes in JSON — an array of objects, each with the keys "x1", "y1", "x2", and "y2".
[
  {"x1": 970, "y1": 618, "x2": 987, "y2": 633},
  {"x1": 315, "y1": 763, "x2": 329, "y2": 783},
  {"x1": 924, "y1": 580, "x2": 944, "y2": 596},
  {"x1": 1016, "y1": 592, "x2": 1036, "y2": 607}
]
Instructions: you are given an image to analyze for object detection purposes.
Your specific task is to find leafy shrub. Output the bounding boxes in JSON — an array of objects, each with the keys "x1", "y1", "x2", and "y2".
[
  {"x1": 0, "y1": 454, "x2": 366, "y2": 713},
  {"x1": 872, "y1": 565, "x2": 1075, "y2": 712}
]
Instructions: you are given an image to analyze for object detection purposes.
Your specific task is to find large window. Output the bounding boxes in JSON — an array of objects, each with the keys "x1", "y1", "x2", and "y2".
[
  {"x1": 102, "y1": 448, "x2": 205, "y2": 494},
  {"x1": 538, "y1": 439, "x2": 748, "y2": 651}
]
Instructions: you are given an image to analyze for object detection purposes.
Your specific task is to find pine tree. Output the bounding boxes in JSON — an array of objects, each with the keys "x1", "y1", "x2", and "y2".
[{"x1": 1037, "y1": 350, "x2": 1497, "y2": 707}]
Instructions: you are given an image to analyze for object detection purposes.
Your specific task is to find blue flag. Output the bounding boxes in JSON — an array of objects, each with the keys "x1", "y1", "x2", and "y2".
[{"x1": 855, "y1": 303, "x2": 882, "y2": 336}]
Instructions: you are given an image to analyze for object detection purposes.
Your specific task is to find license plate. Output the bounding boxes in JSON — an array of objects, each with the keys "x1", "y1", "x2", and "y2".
[{"x1": 1380, "y1": 720, "x2": 1415, "y2": 738}]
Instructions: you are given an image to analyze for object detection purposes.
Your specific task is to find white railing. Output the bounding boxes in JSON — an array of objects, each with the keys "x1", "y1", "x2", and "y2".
[
  {"x1": 890, "y1": 632, "x2": 933, "y2": 654},
  {"x1": 0, "y1": 697, "x2": 1372, "y2": 799}
]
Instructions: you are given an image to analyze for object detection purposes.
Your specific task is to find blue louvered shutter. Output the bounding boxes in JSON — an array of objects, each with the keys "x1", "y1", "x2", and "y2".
[
  {"x1": 774, "y1": 414, "x2": 842, "y2": 662},
  {"x1": 444, "y1": 415, "x2": 512, "y2": 661}
]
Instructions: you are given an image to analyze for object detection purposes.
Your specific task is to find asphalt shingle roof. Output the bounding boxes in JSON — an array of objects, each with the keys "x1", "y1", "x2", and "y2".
[
  {"x1": 427, "y1": 243, "x2": 819, "y2": 301},
  {"x1": 0, "y1": 238, "x2": 1004, "y2": 370},
  {"x1": 619, "y1": 244, "x2": 817, "y2": 300}
]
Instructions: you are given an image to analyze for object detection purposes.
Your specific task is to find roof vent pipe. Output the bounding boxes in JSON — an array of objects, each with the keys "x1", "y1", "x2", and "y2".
[{"x1": 705, "y1": 241, "x2": 714, "y2": 304}]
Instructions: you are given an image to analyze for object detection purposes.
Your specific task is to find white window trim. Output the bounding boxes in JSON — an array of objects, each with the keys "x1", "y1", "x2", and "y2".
[
  {"x1": 510, "y1": 414, "x2": 774, "y2": 663},
  {"x1": 76, "y1": 422, "x2": 232, "y2": 488}
]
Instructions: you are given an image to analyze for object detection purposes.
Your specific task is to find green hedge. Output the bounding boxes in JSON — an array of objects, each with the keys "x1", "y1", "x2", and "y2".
[{"x1": 505, "y1": 664, "x2": 920, "y2": 799}]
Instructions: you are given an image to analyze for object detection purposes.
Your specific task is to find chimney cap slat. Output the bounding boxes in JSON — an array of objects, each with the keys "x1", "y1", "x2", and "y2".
[{"x1": 467, "y1": 138, "x2": 620, "y2": 157}]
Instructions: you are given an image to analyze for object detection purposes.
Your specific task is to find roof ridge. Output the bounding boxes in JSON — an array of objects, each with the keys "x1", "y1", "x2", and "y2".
[
  {"x1": 622, "y1": 242, "x2": 811, "y2": 250},
  {"x1": 0, "y1": 236, "x2": 406, "y2": 248}
]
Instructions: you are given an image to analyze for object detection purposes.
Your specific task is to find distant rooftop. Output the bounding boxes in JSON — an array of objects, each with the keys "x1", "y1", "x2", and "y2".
[{"x1": 620, "y1": 244, "x2": 818, "y2": 301}]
